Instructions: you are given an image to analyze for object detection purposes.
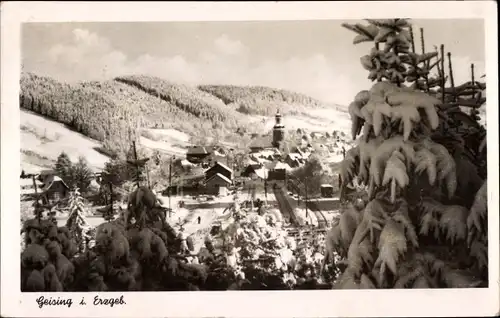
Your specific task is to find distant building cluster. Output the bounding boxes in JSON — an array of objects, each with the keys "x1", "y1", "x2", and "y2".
[{"x1": 174, "y1": 111, "x2": 343, "y2": 198}]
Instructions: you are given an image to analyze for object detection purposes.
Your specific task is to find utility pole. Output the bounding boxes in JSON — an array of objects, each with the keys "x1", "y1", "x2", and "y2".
[
  {"x1": 127, "y1": 140, "x2": 150, "y2": 189},
  {"x1": 97, "y1": 171, "x2": 114, "y2": 221},
  {"x1": 264, "y1": 169, "x2": 268, "y2": 204},
  {"x1": 168, "y1": 155, "x2": 175, "y2": 218},
  {"x1": 104, "y1": 172, "x2": 115, "y2": 222},
  {"x1": 180, "y1": 175, "x2": 184, "y2": 198},
  {"x1": 32, "y1": 174, "x2": 42, "y2": 222},
  {"x1": 132, "y1": 140, "x2": 140, "y2": 188},
  {"x1": 250, "y1": 184, "x2": 255, "y2": 211},
  {"x1": 285, "y1": 170, "x2": 288, "y2": 190},
  {"x1": 304, "y1": 176, "x2": 308, "y2": 219},
  {"x1": 145, "y1": 162, "x2": 151, "y2": 189},
  {"x1": 228, "y1": 148, "x2": 234, "y2": 186},
  {"x1": 101, "y1": 173, "x2": 108, "y2": 206},
  {"x1": 109, "y1": 178, "x2": 114, "y2": 219}
]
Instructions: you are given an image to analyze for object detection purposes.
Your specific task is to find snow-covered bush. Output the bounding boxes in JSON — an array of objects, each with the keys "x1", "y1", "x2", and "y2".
[
  {"x1": 209, "y1": 204, "x2": 339, "y2": 289},
  {"x1": 21, "y1": 218, "x2": 79, "y2": 291},
  {"x1": 326, "y1": 19, "x2": 488, "y2": 289}
]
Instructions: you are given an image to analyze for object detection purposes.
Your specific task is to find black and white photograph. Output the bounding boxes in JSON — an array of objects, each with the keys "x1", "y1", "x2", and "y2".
[{"x1": 1, "y1": 2, "x2": 499, "y2": 318}]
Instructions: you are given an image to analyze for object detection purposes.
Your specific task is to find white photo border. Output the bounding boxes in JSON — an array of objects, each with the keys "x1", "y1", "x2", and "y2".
[{"x1": 1, "y1": 1, "x2": 498, "y2": 317}]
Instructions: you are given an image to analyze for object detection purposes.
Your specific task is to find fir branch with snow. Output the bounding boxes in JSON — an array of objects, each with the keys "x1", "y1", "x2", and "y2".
[{"x1": 330, "y1": 18, "x2": 488, "y2": 289}]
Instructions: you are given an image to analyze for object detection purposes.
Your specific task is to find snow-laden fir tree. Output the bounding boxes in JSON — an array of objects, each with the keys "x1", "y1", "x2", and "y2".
[
  {"x1": 325, "y1": 19, "x2": 488, "y2": 289},
  {"x1": 66, "y1": 187, "x2": 94, "y2": 253}
]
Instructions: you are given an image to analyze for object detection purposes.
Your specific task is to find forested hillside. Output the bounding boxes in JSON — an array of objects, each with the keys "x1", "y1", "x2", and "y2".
[
  {"x1": 198, "y1": 84, "x2": 335, "y2": 116},
  {"x1": 20, "y1": 72, "x2": 346, "y2": 158},
  {"x1": 114, "y1": 75, "x2": 242, "y2": 126}
]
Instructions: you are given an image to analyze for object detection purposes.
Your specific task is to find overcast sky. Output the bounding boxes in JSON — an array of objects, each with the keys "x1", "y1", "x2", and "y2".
[{"x1": 22, "y1": 19, "x2": 485, "y2": 106}]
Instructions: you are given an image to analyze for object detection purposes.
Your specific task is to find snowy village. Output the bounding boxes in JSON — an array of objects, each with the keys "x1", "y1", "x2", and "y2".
[{"x1": 19, "y1": 18, "x2": 488, "y2": 291}]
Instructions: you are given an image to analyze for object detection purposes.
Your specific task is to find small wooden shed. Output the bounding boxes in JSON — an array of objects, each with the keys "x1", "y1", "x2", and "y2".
[{"x1": 40, "y1": 175, "x2": 70, "y2": 204}]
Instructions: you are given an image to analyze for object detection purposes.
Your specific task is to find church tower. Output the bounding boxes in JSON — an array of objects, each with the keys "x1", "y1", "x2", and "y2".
[{"x1": 272, "y1": 110, "x2": 285, "y2": 148}]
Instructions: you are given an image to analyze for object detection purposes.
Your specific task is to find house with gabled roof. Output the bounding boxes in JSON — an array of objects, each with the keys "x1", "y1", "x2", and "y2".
[
  {"x1": 205, "y1": 172, "x2": 232, "y2": 196},
  {"x1": 241, "y1": 164, "x2": 268, "y2": 180},
  {"x1": 249, "y1": 135, "x2": 274, "y2": 153},
  {"x1": 186, "y1": 146, "x2": 211, "y2": 163},
  {"x1": 39, "y1": 175, "x2": 70, "y2": 204},
  {"x1": 37, "y1": 169, "x2": 57, "y2": 184},
  {"x1": 268, "y1": 161, "x2": 292, "y2": 172},
  {"x1": 204, "y1": 161, "x2": 234, "y2": 196},
  {"x1": 285, "y1": 152, "x2": 304, "y2": 168},
  {"x1": 266, "y1": 161, "x2": 291, "y2": 181},
  {"x1": 205, "y1": 161, "x2": 233, "y2": 183}
]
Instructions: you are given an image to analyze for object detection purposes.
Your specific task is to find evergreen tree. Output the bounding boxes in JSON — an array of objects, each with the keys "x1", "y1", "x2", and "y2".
[
  {"x1": 66, "y1": 188, "x2": 93, "y2": 253},
  {"x1": 72, "y1": 156, "x2": 93, "y2": 194},
  {"x1": 103, "y1": 159, "x2": 128, "y2": 187},
  {"x1": 98, "y1": 170, "x2": 117, "y2": 222},
  {"x1": 328, "y1": 19, "x2": 487, "y2": 289},
  {"x1": 55, "y1": 151, "x2": 73, "y2": 186},
  {"x1": 126, "y1": 143, "x2": 148, "y2": 186},
  {"x1": 291, "y1": 155, "x2": 330, "y2": 197}
]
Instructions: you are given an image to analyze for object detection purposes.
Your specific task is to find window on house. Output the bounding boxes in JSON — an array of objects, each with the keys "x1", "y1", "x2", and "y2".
[{"x1": 52, "y1": 191, "x2": 60, "y2": 202}]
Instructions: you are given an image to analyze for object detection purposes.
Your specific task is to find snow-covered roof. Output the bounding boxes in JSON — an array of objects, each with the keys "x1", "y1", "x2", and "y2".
[
  {"x1": 181, "y1": 159, "x2": 195, "y2": 167},
  {"x1": 273, "y1": 161, "x2": 292, "y2": 171},
  {"x1": 187, "y1": 146, "x2": 210, "y2": 156},
  {"x1": 40, "y1": 176, "x2": 69, "y2": 192},
  {"x1": 207, "y1": 161, "x2": 233, "y2": 174},
  {"x1": 253, "y1": 168, "x2": 269, "y2": 180},
  {"x1": 259, "y1": 149, "x2": 278, "y2": 158},
  {"x1": 206, "y1": 172, "x2": 232, "y2": 185},
  {"x1": 287, "y1": 153, "x2": 303, "y2": 160},
  {"x1": 320, "y1": 184, "x2": 333, "y2": 188},
  {"x1": 213, "y1": 150, "x2": 226, "y2": 157},
  {"x1": 89, "y1": 179, "x2": 100, "y2": 189},
  {"x1": 301, "y1": 152, "x2": 312, "y2": 159},
  {"x1": 245, "y1": 159, "x2": 262, "y2": 169}
]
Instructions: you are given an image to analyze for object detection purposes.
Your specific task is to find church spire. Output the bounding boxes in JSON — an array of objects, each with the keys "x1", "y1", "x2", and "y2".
[
  {"x1": 272, "y1": 109, "x2": 285, "y2": 148},
  {"x1": 275, "y1": 109, "x2": 283, "y2": 126}
]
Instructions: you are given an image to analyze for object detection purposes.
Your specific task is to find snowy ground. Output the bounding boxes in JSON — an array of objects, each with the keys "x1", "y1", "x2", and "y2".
[
  {"x1": 139, "y1": 137, "x2": 188, "y2": 156},
  {"x1": 20, "y1": 109, "x2": 110, "y2": 173},
  {"x1": 139, "y1": 127, "x2": 192, "y2": 156},
  {"x1": 142, "y1": 128, "x2": 191, "y2": 143},
  {"x1": 295, "y1": 207, "x2": 320, "y2": 227}
]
